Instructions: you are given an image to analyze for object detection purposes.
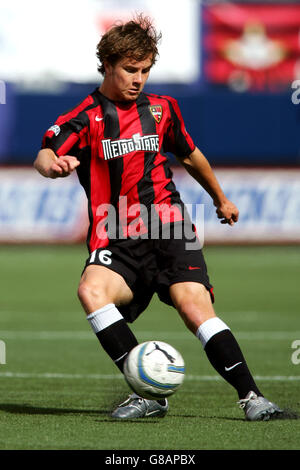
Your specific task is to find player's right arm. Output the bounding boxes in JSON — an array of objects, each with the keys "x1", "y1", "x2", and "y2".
[
  {"x1": 35, "y1": 97, "x2": 91, "y2": 178},
  {"x1": 34, "y1": 148, "x2": 80, "y2": 178},
  {"x1": 177, "y1": 146, "x2": 239, "y2": 226}
]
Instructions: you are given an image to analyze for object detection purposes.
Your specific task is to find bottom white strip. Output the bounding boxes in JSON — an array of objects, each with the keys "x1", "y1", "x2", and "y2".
[{"x1": 0, "y1": 372, "x2": 299, "y2": 381}]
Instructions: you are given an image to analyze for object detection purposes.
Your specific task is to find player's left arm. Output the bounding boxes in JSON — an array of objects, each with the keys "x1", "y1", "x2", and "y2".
[{"x1": 177, "y1": 146, "x2": 239, "y2": 226}]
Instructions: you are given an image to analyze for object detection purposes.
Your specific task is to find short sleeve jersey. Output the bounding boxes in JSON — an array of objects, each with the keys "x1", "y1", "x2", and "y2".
[{"x1": 42, "y1": 89, "x2": 195, "y2": 251}]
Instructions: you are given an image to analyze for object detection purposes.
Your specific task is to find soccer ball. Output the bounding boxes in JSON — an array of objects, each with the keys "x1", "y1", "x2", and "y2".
[{"x1": 123, "y1": 341, "x2": 185, "y2": 400}]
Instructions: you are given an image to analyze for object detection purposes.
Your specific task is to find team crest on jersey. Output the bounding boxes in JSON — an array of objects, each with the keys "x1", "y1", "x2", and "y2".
[
  {"x1": 48, "y1": 124, "x2": 60, "y2": 136},
  {"x1": 149, "y1": 105, "x2": 162, "y2": 124}
]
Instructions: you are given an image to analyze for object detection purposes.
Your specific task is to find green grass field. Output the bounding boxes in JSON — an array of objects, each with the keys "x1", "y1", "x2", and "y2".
[{"x1": 0, "y1": 244, "x2": 299, "y2": 450}]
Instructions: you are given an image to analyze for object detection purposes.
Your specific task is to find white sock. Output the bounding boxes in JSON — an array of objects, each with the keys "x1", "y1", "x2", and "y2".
[
  {"x1": 86, "y1": 303, "x2": 123, "y2": 334},
  {"x1": 196, "y1": 317, "x2": 230, "y2": 348}
]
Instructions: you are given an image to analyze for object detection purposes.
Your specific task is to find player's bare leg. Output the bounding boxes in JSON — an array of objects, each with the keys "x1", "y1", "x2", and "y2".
[
  {"x1": 78, "y1": 265, "x2": 169, "y2": 418},
  {"x1": 169, "y1": 281, "x2": 282, "y2": 420},
  {"x1": 170, "y1": 280, "x2": 262, "y2": 398},
  {"x1": 169, "y1": 282, "x2": 216, "y2": 333},
  {"x1": 78, "y1": 265, "x2": 134, "y2": 314},
  {"x1": 78, "y1": 265, "x2": 138, "y2": 371}
]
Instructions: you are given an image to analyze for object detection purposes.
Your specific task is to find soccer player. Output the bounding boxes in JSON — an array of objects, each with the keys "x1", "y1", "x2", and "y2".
[{"x1": 34, "y1": 15, "x2": 282, "y2": 421}]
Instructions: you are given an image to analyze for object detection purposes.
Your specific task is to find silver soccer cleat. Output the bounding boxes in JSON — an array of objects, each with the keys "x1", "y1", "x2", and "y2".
[
  {"x1": 111, "y1": 393, "x2": 169, "y2": 419},
  {"x1": 238, "y1": 391, "x2": 283, "y2": 421}
]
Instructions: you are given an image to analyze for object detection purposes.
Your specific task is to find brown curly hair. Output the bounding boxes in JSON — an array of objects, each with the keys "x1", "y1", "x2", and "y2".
[{"x1": 96, "y1": 14, "x2": 161, "y2": 75}]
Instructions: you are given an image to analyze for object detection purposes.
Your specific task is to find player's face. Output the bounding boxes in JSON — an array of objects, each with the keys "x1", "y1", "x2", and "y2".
[{"x1": 101, "y1": 55, "x2": 153, "y2": 101}]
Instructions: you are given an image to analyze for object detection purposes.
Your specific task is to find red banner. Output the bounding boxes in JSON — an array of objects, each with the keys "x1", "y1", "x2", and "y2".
[{"x1": 203, "y1": 3, "x2": 300, "y2": 91}]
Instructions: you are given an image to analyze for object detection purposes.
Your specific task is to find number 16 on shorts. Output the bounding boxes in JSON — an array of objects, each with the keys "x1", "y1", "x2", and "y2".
[{"x1": 89, "y1": 249, "x2": 112, "y2": 266}]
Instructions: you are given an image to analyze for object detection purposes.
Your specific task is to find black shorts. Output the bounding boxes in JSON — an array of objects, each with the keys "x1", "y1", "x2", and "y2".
[{"x1": 83, "y1": 223, "x2": 214, "y2": 323}]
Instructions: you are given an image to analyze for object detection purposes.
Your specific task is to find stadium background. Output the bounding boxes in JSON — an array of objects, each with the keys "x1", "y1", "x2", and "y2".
[
  {"x1": 1, "y1": 0, "x2": 300, "y2": 244},
  {"x1": 0, "y1": 0, "x2": 300, "y2": 451}
]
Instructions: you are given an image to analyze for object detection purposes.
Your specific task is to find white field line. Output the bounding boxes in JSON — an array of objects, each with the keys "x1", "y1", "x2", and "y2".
[
  {"x1": 0, "y1": 371, "x2": 299, "y2": 381},
  {"x1": 0, "y1": 330, "x2": 300, "y2": 341},
  {"x1": 0, "y1": 372, "x2": 300, "y2": 382}
]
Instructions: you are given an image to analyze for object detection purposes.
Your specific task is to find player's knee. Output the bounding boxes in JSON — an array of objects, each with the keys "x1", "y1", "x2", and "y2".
[
  {"x1": 174, "y1": 283, "x2": 208, "y2": 313},
  {"x1": 77, "y1": 279, "x2": 108, "y2": 310},
  {"x1": 174, "y1": 285, "x2": 215, "y2": 332}
]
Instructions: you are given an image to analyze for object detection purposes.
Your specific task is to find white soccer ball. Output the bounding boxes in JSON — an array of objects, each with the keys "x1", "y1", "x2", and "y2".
[{"x1": 123, "y1": 341, "x2": 185, "y2": 400}]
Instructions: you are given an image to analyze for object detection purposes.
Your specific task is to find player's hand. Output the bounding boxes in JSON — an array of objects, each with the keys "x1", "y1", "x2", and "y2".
[
  {"x1": 214, "y1": 199, "x2": 239, "y2": 226},
  {"x1": 48, "y1": 155, "x2": 80, "y2": 178}
]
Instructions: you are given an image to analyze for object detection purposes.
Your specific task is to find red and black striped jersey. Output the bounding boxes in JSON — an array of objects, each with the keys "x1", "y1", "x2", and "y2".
[{"x1": 42, "y1": 88, "x2": 195, "y2": 251}]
